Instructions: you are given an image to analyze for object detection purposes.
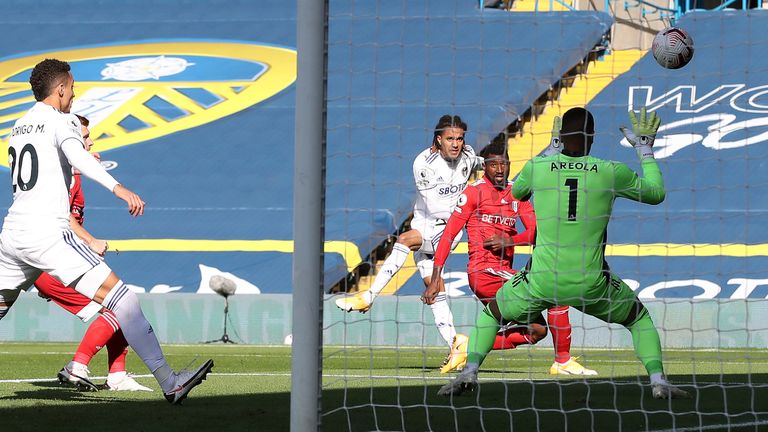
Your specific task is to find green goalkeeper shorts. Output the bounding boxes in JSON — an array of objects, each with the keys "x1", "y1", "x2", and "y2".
[{"x1": 496, "y1": 271, "x2": 647, "y2": 327}]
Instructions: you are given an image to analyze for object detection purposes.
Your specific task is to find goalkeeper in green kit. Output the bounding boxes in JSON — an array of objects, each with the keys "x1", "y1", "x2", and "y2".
[{"x1": 439, "y1": 106, "x2": 691, "y2": 400}]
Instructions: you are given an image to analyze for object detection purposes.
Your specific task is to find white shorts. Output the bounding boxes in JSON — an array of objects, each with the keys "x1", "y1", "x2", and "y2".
[
  {"x1": 0, "y1": 228, "x2": 104, "y2": 307},
  {"x1": 410, "y1": 215, "x2": 463, "y2": 280}
]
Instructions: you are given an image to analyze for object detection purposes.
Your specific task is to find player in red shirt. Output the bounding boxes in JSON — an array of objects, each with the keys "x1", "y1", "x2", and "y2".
[
  {"x1": 423, "y1": 134, "x2": 597, "y2": 375},
  {"x1": 34, "y1": 114, "x2": 151, "y2": 392}
]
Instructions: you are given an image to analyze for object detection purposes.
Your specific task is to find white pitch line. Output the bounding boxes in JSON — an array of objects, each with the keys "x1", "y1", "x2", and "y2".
[
  {"x1": 0, "y1": 351, "x2": 278, "y2": 358},
  {"x1": 655, "y1": 420, "x2": 768, "y2": 432},
  {"x1": 1, "y1": 371, "x2": 764, "y2": 386}
]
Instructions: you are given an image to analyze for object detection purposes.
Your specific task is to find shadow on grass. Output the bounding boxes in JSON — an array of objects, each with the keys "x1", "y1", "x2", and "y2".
[
  {"x1": 2, "y1": 374, "x2": 767, "y2": 431},
  {"x1": 0, "y1": 391, "x2": 286, "y2": 432},
  {"x1": 322, "y1": 373, "x2": 768, "y2": 432}
]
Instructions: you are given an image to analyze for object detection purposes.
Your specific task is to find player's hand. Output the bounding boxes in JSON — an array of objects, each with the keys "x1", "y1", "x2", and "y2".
[
  {"x1": 88, "y1": 238, "x2": 109, "y2": 257},
  {"x1": 619, "y1": 107, "x2": 661, "y2": 160},
  {"x1": 542, "y1": 116, "x2": 562, "y2": 156},
  {"x1": 483, "y1": 235, "x2": 511, "y2": 254},
  {"x1": 113, "y1": 184, "x2": 145, "y2": 216},
  {"x1": 92, "y1": 152, "x2": 101, "y2": 162},
  {"x1": 421, "y1": 279, "x2": 442, "y2": 305}
]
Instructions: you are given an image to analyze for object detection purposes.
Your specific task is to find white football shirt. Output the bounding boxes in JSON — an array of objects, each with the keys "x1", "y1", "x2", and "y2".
[
  {"x1": 412, "y1": 145, "x2": 477, "y2": 221},
  {"x1": 5, "y1": 103, "x2": 88, "y2": 230}
]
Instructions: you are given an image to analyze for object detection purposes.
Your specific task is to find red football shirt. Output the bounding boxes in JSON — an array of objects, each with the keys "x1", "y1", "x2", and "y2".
[
  {"x1": 69, "y1": 174, "x2": 85, "y2": 225},
  {"x1": 434, "y1": 178, "x2": 535, "y2": 273}
]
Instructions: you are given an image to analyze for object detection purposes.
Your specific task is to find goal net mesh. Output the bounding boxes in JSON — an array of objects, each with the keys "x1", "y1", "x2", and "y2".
[{"x1": 320, "y1": 2, "x2": 768, "y2": 430}]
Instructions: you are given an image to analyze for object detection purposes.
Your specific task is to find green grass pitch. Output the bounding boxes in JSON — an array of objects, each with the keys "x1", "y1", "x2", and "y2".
[{"x1": 1, "y1": 343, "x2": 767, "y2": 431}]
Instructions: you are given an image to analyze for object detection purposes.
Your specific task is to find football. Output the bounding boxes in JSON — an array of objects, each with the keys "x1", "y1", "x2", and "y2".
[{"x1": 652, "y1": 27, "x2": 694, "y2": 69}]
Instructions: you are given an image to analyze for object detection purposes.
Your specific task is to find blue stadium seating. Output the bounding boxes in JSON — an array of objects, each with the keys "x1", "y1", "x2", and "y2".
[{"x1": 0, "y1": 1, "x2": 613, "y2": 293}]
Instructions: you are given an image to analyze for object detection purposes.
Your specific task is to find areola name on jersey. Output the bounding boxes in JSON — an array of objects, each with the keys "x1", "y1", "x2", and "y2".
[{"x1": 550, "y1": 161, "x2": 599, "y2": 172}]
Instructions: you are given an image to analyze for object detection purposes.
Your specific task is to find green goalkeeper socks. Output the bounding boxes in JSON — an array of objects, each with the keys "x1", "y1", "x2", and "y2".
[
  {"x1": 466, "y1": 307, "x2": 501, "y2": 366},
  {"x1": 628, "y1": 313, "x2": 664, "y2": 376}
]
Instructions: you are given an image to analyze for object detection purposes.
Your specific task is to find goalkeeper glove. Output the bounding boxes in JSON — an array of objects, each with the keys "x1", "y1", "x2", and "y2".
[
  {"x1": 619, "y1": 107, "x2": 661, "y2": 160},
  {"x1": 542, "y1": 116, "x2": 562, "y2": 156}
]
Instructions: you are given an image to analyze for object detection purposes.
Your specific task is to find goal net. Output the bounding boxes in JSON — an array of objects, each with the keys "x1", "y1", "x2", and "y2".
[{"x1": 319, "y1": 1, "x2": 768, "y2": 430}]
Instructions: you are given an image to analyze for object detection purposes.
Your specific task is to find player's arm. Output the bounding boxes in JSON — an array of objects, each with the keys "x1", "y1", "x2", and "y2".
[
  {"x1": 69, "y1": 217, "x2": 108, "y2": 257},
  {"x1": 614, "y1": 161, "x2": 665, "y2": 204},
  {"x1": 422, "y1": 189, "x2": 476, "y2": 305},
  {"x1": 58, "y1": 115, "x2": 144, "y2": 216},
  {"x1": 617, "y1": 107, "x2": 666, "y2": 204},
  {"x1": 482, "y1": 200, "x2": 536, "y2": 254},
  {"x1": 60, "y1": 141, "x2": 145, "y2": 216},
  {"x1": 59, "y1": 142, "x2": 144, "y2": 216},
  {"x1": 512, "y1": 200, "x2": 536, "y2": 245},
  {"x1": 511, "y1": 160, "x2": 533, "y2": 202}
]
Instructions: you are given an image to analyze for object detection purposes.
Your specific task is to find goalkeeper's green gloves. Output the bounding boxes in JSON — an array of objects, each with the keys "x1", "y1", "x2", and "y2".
[
  {"x1": 542, "y1": 116, "x2": 562, "y2": 156},
  {"x1": 619, "y1": 107, "x2": 661, "y2": 160}
]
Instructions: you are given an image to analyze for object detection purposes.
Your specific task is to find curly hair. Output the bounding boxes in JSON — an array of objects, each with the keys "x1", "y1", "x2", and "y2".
[
  {"x1": 479, "y1": 132, "x2": 508, "y2": 159},
  {"x1": 29, "y1": 59, "x2": 71, "y2": 101}
]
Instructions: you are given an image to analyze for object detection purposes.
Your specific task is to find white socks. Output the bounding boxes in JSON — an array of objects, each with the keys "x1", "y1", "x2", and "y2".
[
  {"x1": 430, "y1": 293, "x2": 456, "y2": 347},
  {"x1": 368, "y1": 242, "x2": 411, "y2": 301},
  {"x1": 365, "y1": 241, "x2": 458, "y2": 349},
  {"x1": 102, "y1": 280, "x2": 174, "y2": 392}
]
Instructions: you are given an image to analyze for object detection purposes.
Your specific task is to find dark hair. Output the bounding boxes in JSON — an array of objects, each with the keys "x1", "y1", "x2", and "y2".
[
  {"x1": 432, "y1": 114, "x2": 467, "y2": 146},
  {"x1": 29, "y1": 59, "x2": 71, "y2": 101},
  {"x1": 560, "y1": 107, "x2": 595, "y2": 156},
  {"x1": 74, "y1": 114, "x2": 89, "y2": 127},
  {"x1": 561, "y1": 107, "x2": 594, "y2": 137},
  {"x1": 479, "y1": 132, "x2": 508, "y2": 159}
]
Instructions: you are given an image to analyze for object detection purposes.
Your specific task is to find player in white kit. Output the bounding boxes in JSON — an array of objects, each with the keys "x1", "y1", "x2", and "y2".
[
  {"x1": 336, "y1": 115, "x2": 480, "y2": 367},
  {"x1": 0, "y1": 58, "x2": 211, "y2": 404}
]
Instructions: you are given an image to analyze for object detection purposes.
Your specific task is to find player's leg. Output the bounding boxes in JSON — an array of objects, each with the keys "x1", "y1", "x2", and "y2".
[
  {"x1": 80, "y1": 268, "x2": 212, "y2": 402},
  {"x1": 439, "y1": 272, "x2": 548, "y2": 396},
  {"x1": 71, "y1": 311, "x2": 118, "y2": 377},
  {"x1": 420, "y1": 258, "x2": 457, "y2": 348},
  {"x1": 0, "y1": 287, "x2": 23, "y2": 321},
  {"x1": 547, "y1": 306, "x2": 597, "y2": 376},
  {"x1": 36, "y1": 276, "x2": 150, "y2": 391},
  {"x1": 0, "y1": 233, "x2": 39, "y2": 321},
  {"x1": 41, "y1": 230, "x2": 212, "y2": 403},
  {"x1": 424, "y1": 267, "x2": 465, "y2": 373},
  {"x1": 335, "y1": 228, "x2": 422, "y2": 313},
  {"x1": 421, "y1": 220, "x2": 465, "y2": 348},
  {"x1": 36, "y1": 274, "x2": 152, "y2": 391},
  {"x1": 103, "y1": 328, "x2": 152, "y2": 391},
  {"x1": 470, "y1": 271, "x2": 536, "y2": 351},
  {"x1": 105, "y1": 327, "x2": 128, "y2": 374},
  {"x1": 439, "y1": 306, "x2": 547, "y2": 396},
  {"x1": 35, "y1": 272, "x2": 107, "y2": 389},
  {"x1": 437, "y1": 304, "x2": 499, "y2": 395},
  {"x1": 581, "y1": 274, "x2": 690, "y2": 399},
  {"x1": 493, "y1": 326, "x2": 541, "y2": 349},
  {"x1": 547, "y1": 306, "x2": 571, "y2": 363}
]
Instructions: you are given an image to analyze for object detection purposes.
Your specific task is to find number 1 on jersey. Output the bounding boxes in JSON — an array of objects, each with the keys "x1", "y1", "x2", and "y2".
[{"x1": 565, "y1": 178, "x2": 578, "y2": 221}]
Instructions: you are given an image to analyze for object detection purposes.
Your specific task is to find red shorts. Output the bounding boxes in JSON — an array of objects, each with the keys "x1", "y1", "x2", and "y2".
[
  {"x1": 468, "y1": 268, "x2": 516, "y2": 305},
  {"x1": 35, "y1": 272, "x2": 101, "y2": 322}
]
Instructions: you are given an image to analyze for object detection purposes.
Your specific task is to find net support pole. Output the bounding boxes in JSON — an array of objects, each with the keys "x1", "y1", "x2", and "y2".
[{"x1": 291, "y1": 0, "x2": 327, "y2": 430}]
